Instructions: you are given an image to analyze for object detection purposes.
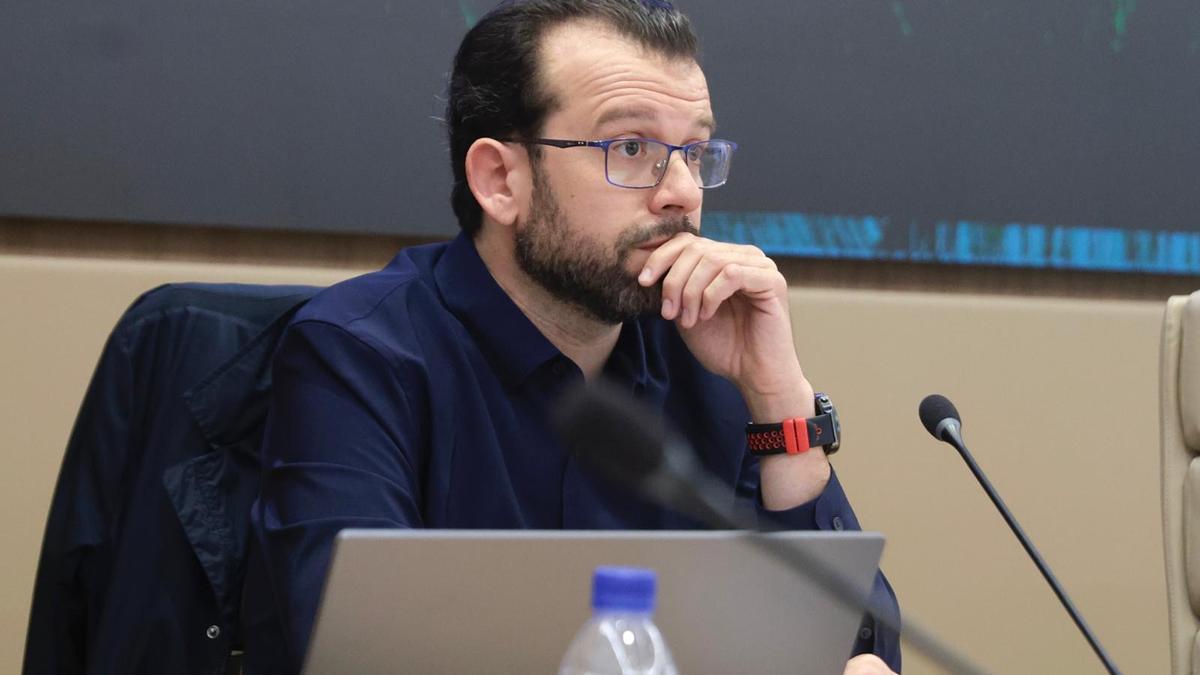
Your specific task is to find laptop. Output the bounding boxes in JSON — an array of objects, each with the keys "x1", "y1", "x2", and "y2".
[{"x1": 304, "y1": 530, "x2": 885, "y2": 674}]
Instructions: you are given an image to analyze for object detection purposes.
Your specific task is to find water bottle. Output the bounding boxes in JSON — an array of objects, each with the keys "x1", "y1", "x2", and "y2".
[{"x1": 559, "y1": 566, "x2": 679, "y2": 675}]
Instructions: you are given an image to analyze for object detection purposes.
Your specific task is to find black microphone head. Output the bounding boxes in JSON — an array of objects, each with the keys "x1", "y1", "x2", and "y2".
[
  {"x1": 919, "y1": 394, "x2": 961, "y2": 440},
  {"x1": 551, "y1": 379, "x2": 670, "y2": 489}
]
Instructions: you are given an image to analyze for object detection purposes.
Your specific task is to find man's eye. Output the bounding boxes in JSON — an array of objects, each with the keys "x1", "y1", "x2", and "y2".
[{"x1": 618, "y1": 141, "x2": 643, "y2": 157}]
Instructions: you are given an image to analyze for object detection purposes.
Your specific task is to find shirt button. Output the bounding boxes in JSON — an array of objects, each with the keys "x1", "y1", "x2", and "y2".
[
  {"x1": 832, "y1": 515, "x2": 844, "y2": 531},
  {"x1": 205, "y1": 625, "x2": 220, "y2": 640},
  {"x1": 859, "y1": 626, "x2": 873, "y2": 640}
]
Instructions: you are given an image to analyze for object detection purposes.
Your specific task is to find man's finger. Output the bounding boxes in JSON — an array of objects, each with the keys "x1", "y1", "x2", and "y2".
[
  {"x1": 696, "y1": 263, "x2": 744, "y2": 321},
  {"x1": 697, "y1": 263, "x2": 783, "y2": 321},
  {"x1": 658, "y1": 244, "x2": 706, "y2": 321},
  {"x1": 637, "y1": 231, "x2": 698, "y2": 287},
  {"x1": 842, "y1": 654, "x2": 895, "y2": 675},
  {"x1": 678, "y1": 252, "x2": 767, "y2": 325}
]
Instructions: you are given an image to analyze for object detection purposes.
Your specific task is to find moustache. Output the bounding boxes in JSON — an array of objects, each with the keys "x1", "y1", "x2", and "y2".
[{"x1": 618, "y1": 216, "x2": 699, "y2": 251}]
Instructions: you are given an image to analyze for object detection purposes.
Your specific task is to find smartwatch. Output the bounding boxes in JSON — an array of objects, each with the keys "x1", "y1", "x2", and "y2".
[{"x1": 745, "y1": 392, "x2": 841, "y2": 456}]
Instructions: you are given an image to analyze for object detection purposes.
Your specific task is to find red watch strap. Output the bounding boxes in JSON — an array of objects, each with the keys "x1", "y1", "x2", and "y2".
[
  {"x1": 783, "y1": 417, "x2": 810, "y2": 455},
  {"x1": 746, "y1": 394, "x2": 839, "y2": 457},
  {"x1": 748, "y1": 417, "x2": 813, "y2": 455}
]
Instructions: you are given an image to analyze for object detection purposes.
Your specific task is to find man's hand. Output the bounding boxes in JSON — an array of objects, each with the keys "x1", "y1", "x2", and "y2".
[
  {"x1": 637, "y1": 232, "x2": 803, "y2": 406},
  {"x1": 843, "y1": 654, "x2": 897, "y2": 675},
  {"x1": 638, "y1": 232, "x2": 830, "y2": 509}
]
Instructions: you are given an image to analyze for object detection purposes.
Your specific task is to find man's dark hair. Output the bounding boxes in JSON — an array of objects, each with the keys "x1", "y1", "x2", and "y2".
[{"x1": 445, "y1": 0, "x2": 699, "y2": 235}]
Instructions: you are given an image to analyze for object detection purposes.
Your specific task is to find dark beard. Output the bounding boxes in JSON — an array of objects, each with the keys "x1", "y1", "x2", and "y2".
[{"x1": 515, "y1": 166, "x2": 698, "y2": 325}]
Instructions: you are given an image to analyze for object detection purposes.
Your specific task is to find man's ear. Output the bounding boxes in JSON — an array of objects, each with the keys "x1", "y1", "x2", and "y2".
[{"x1": 465, "y1": 138, "x2": 527, "y2": 228}]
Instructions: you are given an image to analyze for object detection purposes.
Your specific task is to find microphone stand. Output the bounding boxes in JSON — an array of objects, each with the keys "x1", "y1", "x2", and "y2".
[
  {"x1": 937, "y1": 424, "x2": 1122, "y2": 675},
  {"x1": 658, "y1": 446, "x2": 992, "y2": 675}
]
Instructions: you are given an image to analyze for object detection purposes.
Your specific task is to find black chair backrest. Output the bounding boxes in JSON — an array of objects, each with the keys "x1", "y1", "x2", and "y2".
[{"x1": 24, "y1": 282, "x2": 320, "y2": 675}]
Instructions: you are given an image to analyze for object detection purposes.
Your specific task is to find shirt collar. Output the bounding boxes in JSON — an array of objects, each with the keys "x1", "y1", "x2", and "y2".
[
  {"x1": 434, "y1": 233, "x2": 561, "y2": 385},
  {"x1": 433, "y1": 232, "x2": 652, "y2": 390},
  {"x1": 604, "y1": 318, "x2": 651, "y2": 392}
]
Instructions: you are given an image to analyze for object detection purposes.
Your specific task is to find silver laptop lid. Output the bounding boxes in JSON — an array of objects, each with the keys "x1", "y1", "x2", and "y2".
[{"x1": 305, "y1": 529, "x2": 884, "y2": 675}]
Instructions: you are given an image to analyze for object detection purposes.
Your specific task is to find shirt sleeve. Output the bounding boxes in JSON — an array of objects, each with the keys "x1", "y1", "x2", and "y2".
[
  {"x1": 248, "y1": 320, "x2": 426, "y2": 672},
  {"x1": 739, "y1": 460, "x2": 903, "y2": 672}
]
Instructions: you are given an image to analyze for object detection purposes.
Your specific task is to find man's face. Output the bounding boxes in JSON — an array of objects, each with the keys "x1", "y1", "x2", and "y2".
[{"x1": 514, "y1": 20, "x2": 713, "y2": 325}]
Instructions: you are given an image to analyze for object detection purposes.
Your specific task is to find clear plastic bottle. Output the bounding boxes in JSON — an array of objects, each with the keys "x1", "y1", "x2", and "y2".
[{"x1": 559, "y1": 566, "x2": 679, "y2": 675}]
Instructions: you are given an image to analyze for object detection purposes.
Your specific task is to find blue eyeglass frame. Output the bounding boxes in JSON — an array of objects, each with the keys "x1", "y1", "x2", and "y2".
[{"x1": 500, "y1": 137, "x2": 738, "y2": 189}]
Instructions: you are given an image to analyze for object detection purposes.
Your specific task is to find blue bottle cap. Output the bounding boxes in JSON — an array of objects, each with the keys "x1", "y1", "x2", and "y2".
[{"x1": 591, "y1": 566, "x2": 657, "y2": 613}]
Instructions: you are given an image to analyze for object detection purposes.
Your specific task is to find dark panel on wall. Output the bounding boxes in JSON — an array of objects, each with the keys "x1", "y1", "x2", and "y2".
[
  {"x1": 3, "y1": 1, "x2": 1199, "y2": 271},
  {"x1": 2, "y1": 0, "x2": 466, "y2": 236}
]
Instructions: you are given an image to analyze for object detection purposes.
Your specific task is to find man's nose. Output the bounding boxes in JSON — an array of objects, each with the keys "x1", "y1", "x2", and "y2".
[{"x1": 649, "y1": 150, "x2": 703, "y2": 215}]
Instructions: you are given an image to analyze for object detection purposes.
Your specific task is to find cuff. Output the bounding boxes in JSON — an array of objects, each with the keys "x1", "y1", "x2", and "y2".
[{"x1": 755, "y1": 468, "x2": 864, "y2": 532}]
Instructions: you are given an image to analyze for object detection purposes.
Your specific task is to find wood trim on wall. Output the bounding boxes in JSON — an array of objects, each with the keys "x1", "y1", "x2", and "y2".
[{"x1": 3, "y1": 215, "x2": 1196, "y2": 300}]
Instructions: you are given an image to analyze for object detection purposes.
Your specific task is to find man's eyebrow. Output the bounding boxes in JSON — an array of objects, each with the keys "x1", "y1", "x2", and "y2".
[{"x1": 592, "y1": 106, "x2": 717, "y2": 135}]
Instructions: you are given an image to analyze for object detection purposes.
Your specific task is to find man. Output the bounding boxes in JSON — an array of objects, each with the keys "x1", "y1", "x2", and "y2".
[{"x1": 243, "y1": 1, "x2": 901, "y2": 673}]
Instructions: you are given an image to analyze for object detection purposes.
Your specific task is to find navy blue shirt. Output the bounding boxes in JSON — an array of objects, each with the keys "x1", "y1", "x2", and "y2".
[{"x1": 244, "y1": 233, "x2": 901, "y2": 673}]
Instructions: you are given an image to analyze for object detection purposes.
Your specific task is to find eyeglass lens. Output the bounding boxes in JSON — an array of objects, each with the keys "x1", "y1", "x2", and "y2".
[{"x1": 605, "y1": 140, "x2": 732, "y2": 189}]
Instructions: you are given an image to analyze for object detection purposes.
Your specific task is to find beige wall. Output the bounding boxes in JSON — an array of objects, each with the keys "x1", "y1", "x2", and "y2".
[
  {"x1": 0, "y1": 246, "x2": 1176, "y2": 674},
  {"x1": 795, "y1": 289, "x2": 1167, "y2": 673}
]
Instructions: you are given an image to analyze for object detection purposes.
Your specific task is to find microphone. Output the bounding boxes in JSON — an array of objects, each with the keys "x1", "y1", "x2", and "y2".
[
  {"x1": 918, "y1": 393, "x2": 963, "y2": 446},
  {"x1": 552, "y1": 380, "x2": 990, "y2": 675},
  {"x1": 918, "y1": 394, "x2": 1122, "y2": 675},
  {"x1": 551, "y1": 379, "x2": 728, "y2": 526}
]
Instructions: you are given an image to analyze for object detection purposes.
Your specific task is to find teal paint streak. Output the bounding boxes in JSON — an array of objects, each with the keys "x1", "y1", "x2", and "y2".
[
  {"x1": 1110, "y1": 0, "x2": 1136, "y2": 52},
  {"x1": 458, "y1": 0, "x2": 478, "y2": 28},
  {"x1": 890, "y1": 1, "x2": 914, "y2": 38},
  {"x1": 1112, "y1": 0, "x2": 1136, "y2": 36}
]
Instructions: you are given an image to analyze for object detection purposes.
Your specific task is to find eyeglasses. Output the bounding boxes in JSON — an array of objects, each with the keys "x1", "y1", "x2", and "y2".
[{"x1": 502, "y1": 137, "x2": 738, "y2": 189}]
